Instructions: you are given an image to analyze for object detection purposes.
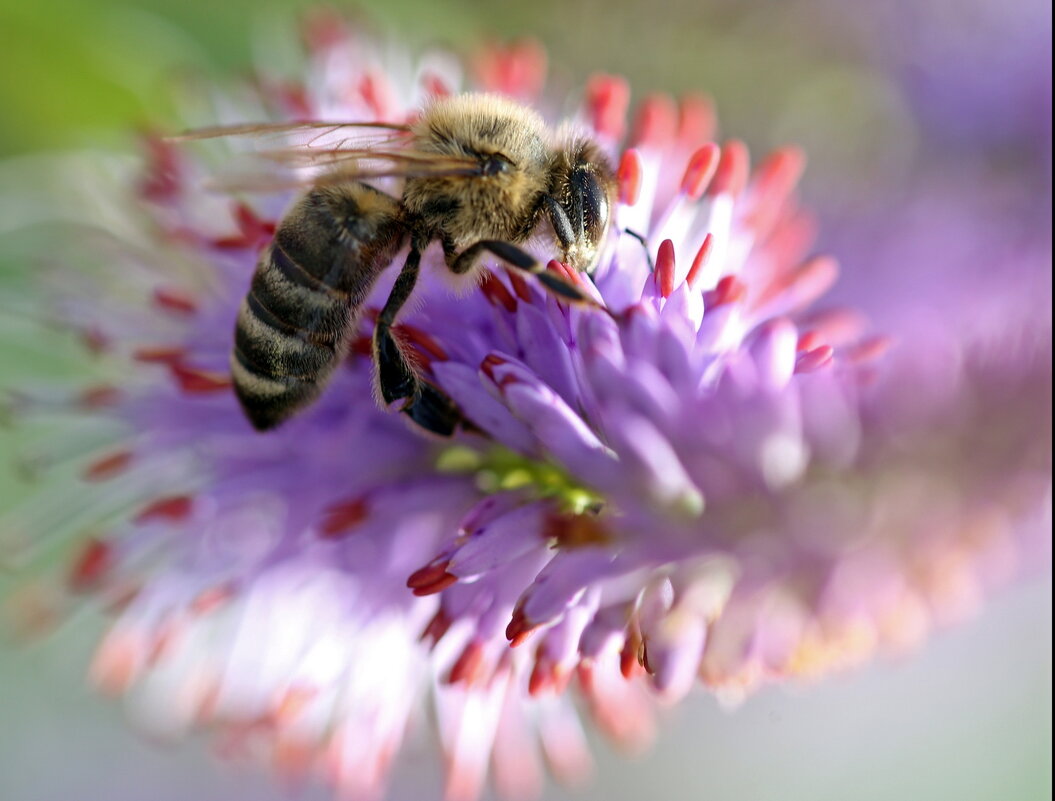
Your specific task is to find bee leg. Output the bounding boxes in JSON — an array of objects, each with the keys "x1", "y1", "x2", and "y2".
[
  {"x1": 542, "y1": 195, "x2": 576, "y2": 251},
  {"x1": 373, "y1": 248, "x2": 422, "y2": 405},
  {"x1": 403, "y1": 382, "x2": 462, "y2": 437},
  {"x1": 373, "y1": 246, "x2": 464, "y2": 437},
  {"x1": 447, "y1": 240, "x2": 593, "y2": 305}
]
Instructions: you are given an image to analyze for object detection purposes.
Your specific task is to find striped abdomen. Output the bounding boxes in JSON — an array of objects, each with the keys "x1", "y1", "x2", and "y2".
[{"x1": 231, "y1": 183, "x2": 405, "y2": 430}]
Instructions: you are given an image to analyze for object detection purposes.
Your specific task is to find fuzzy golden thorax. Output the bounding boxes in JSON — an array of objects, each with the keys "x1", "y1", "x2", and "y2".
[{"x1": 402, "y1": 94, "x2": 552, "y2": 248}]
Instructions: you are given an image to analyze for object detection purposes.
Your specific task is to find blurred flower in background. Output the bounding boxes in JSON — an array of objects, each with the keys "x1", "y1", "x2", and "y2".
[{"x1": 0, "y1": 1, "x2": 1050, "y2": 801}]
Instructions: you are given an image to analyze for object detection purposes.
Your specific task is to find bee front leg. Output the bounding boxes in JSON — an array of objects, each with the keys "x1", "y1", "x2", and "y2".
[{"x1": 447, "y1": 239, "x2": 595, "y2": 306}]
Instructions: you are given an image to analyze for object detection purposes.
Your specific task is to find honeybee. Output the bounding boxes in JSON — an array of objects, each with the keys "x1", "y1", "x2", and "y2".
[{"x1": 174, "y1": 94, "x2": 615, "y2": 433}]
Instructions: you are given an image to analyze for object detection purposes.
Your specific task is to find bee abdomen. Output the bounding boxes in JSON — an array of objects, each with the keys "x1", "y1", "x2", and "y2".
[
  {"x1": 231, "y1": 184, "x2": 405, "y2": 430},
  {"x1": 231, "y1": 256, "x2": 351, "y2": 430}
]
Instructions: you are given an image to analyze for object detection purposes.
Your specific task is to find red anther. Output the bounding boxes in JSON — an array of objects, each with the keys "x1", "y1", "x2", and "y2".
[
  {"x1": 190, "y1": 585, "x2": 233, "y2": 615},
  {"x1": 420, "y1": 608, "x2": 453, "y2": 646},
  {"x1": 752, "y1": 147, "x2": 806, "y2": 201},
  {"x1": 480, "y1": 353, "x2": 511, "y2": 382},
  {"x1": 78, "y1": 385, "x2": 121, "y2": 409},
  {"x1": 707, "y1": 140, "x2": 750, "y2": 198},
  {"x1": 505, "y1": 607, "x2": 538, "y2": 646},
  {"x1": 745, "y1": 147, "x2": 806, "y2": 234},
  {"x1": 406, "y1": 560, "x2": 457, "y2": 596},
  {"x1": 448, "y1": 640, "x2": 487, "y2": 685},
  {"x1": 350, "y1": 335, "x2": 373, "y2": 357},
  {"x1": 796, "y1": 330, "x2": 824, "y2": 353},
  {"x1": 504, "y1": 269, "x2": 534, "y2": 302},
  {"x1": 546, "y1": 259, "x2": 579, "y2": 286},
  {"x1": 214, "y1": 203, "x2": 277, "y2": 250},
  {"x1": 756, "y1": 255, "x2": 839, "y2": 313},
  {"x1": 319, "y1": 497, "x2": 369, "y2": 537},
  {"x1": 795, "y1": 345, "x2": 835, "y2": 373},
  {"x1": 152, "y1": 287, "x2": 198, "y2": 315},
  {"x1": 135, "y1": 495, "x2": 193, "y2": 524},
  {"x1": 680, "y1": 143, "x2": 721, "y2": 200},
  {"x1": 480, "y1": 271, "x2": 518, "y2": 313},
  {"x1": 359, "y1": 73, "x2": 388, "y2": 120},
  {"x1": 575, "y1": 661, "x2": 595, "y2": 693},
  {"x1": 685, "y1": 233, "x2": 715, "y2": 289},
  {"x1": 301, "y1": 7, "x2": 348, "y2": 53},
  {"x1": 138, "y1": 135, "x2": 181, "y2": 201},
  {"x1": 654, "y1": 239, "x2": 676, "y2": 299},
  {"x1": 274, "y1": 685, "x2": 318, "y2": 725},
  {"x1": 632, "y1": 93, "x2": 678, "y2": 146},
  {"x1": 846, "y1": 335, "x2": 892, "y2": 364},
  {"x1": 133, "y1": 346, "x2": 185, "y2": 364},
  {"x1": 68, "y1": 538, "x2": 112, "y2": 592},
  {"x1": 80, "y1": 327, "x2": 109, "y2": 354},
  {"x1": 619, "y1": 632, "x2": 644, "y2": 679},
  {"x1": 678, "y1": 92, "x2": 717, "y2": 145},
  {"x1": 168, "y1": 363, "x2": 231, "y2": 394},
  {"x1": 83, "y1": 450, "x2": 133, "y2": 481},
  {"x1": 705, "y1": 275, "x2": 746, "y2": 307},
  {"x1": 528, "y1": 656, "x2": 554, "y2": 696},
  {"x1": 395, "y1": 324, "x2": 449, "y2": 362},
  {"x1": 617, "y1": 149, "x2": 643, "y2": 206},
  {"x1": 585, "y1": 74, "x2": 631, "y2": 140},
  {"x1": 475, "y1": 39, "x2": 547, "y2": 98},
  {"x1": 421, "y1": 71, "x2": 451, "y2": 98}
]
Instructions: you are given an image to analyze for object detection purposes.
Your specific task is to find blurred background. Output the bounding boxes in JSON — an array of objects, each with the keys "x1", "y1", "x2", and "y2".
[{"x1": 0, "y1": 0, "x2": 1050, "y2": 799}]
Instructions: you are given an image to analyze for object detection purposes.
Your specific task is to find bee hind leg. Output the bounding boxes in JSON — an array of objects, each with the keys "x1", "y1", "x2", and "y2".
[
  {"x1": 373, "y1": 245, "x2": 463, "y2": 436},
  {"x1": 374, "y1": 247, "x2": 423, "y2": 405}
]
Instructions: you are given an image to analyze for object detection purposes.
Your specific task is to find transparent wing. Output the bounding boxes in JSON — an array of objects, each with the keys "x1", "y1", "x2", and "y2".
[
  {"x1": 170, "y1": 120, "x2": 482, "y2": 193},
  {"x1": 168, "y1": 120, "x2": 412, "y2": 150}
]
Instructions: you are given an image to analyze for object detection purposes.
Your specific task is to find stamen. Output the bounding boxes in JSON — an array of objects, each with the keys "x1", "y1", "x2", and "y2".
[
  {"x1": 168, "y1": 363, "x2": 231, "y2": 394},
  {"x1": 795, "y1": 345, "x2": 835, "y2": 373},
  {"x1": 680, "y1": 144, "x2": 721, "y2": 200},
  {"x1": 134, "y1": 495, "x2": 193, "y2": 523},
  {"x1": 617, "y1": 149, "x2": 643, "y2": 206},
  {"x1": 704, "y1": 275, "x2": 746, "y2": 307},
  {"x1": 677, "y1": 92, "x2": 717, "y2": 145},
  {"x1": 448, "y1": 640, "x2": 487, "y2": 685},
  {"x1": 83, "y1": 450, "x2": 134, "y2": 482},
  {"x1": 846, "y1": 336, "x2": 892, "y2": 364},
  {"x1": 68, "y1": 537, "x2": 113, "y2": 592},
  {"x1": 152, "y1": 287, "x2": 198, "y2": 316},
  {"x1": 585, "y1": 74, "x2": 630, "y2": 140},
  {"x1": 480, "y1": 272, "x2": 518, "y2": 312},
  {"x1": 406, "y1": 559, "x2": 457, "y2": 596},
  {"x1": 632, "y1": 93, "x2": 678, "y2": 146},
  {"x1": 654, "y1": 240, "x2": 676, "y2": 299},
  {"x1": 319, "y1": 497, "x2": 369, "y2": 537},
  {"x1": 707, "y1": 140, "x2": 750, "y2": 198},
  {"x1": 685, "y1": 233, "x2": 715, "y2": 289}
]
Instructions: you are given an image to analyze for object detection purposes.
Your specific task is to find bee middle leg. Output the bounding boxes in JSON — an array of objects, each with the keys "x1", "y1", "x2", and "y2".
[
  {"x1": 446, "y1": 239, "x2": 592, "y2": 304},
  {"x1": 373, "y1": 246, "x2": 462, "y2": 436}
]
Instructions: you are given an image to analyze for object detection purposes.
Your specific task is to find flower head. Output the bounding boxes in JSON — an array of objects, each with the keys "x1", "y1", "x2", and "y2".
[{"x1": 3, "y1": 19, "x2": 1050, "y2": 801}]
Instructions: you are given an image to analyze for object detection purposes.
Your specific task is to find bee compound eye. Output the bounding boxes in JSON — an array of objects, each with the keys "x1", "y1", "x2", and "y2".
[{"x1": 482, "y1": 154, "x2": 510, "y2": 176}]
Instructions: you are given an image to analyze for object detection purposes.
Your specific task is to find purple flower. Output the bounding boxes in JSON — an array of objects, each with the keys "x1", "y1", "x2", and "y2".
[{"x1": 3, "y1": 20, "x2": 1050, "y2": 801}]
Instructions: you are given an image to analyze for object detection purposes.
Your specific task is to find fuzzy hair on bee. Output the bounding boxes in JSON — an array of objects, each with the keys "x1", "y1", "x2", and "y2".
[{"x1": 173, "y1": 92, "x2": 618, "y2": 435}]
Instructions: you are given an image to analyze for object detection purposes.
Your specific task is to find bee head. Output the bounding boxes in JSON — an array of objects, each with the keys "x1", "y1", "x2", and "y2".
[{"x1": 549, "y1": 139, "x2": 616, "y2": 272}]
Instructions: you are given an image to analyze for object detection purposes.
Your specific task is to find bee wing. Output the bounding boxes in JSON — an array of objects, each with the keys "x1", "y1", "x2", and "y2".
[
  {"x1": 204, "y1": 150, "x2": 483, "y2": 194},
  {"x1": 170, "y1": 120, "x2": 483, "y2": 193},
  {"x1": 168, "y1": 120, "x2": 413, "y2": 150}
]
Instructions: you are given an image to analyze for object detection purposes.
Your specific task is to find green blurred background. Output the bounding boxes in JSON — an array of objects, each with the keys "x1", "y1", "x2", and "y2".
[{"x1": 0, "y1": 0, "x2": 1051, "y2": 799}]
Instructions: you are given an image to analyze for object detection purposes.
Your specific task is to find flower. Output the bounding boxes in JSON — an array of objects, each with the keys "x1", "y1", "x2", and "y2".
[{"x1": 3, "y1": 16, "x2": 1050, "y2": 801}]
